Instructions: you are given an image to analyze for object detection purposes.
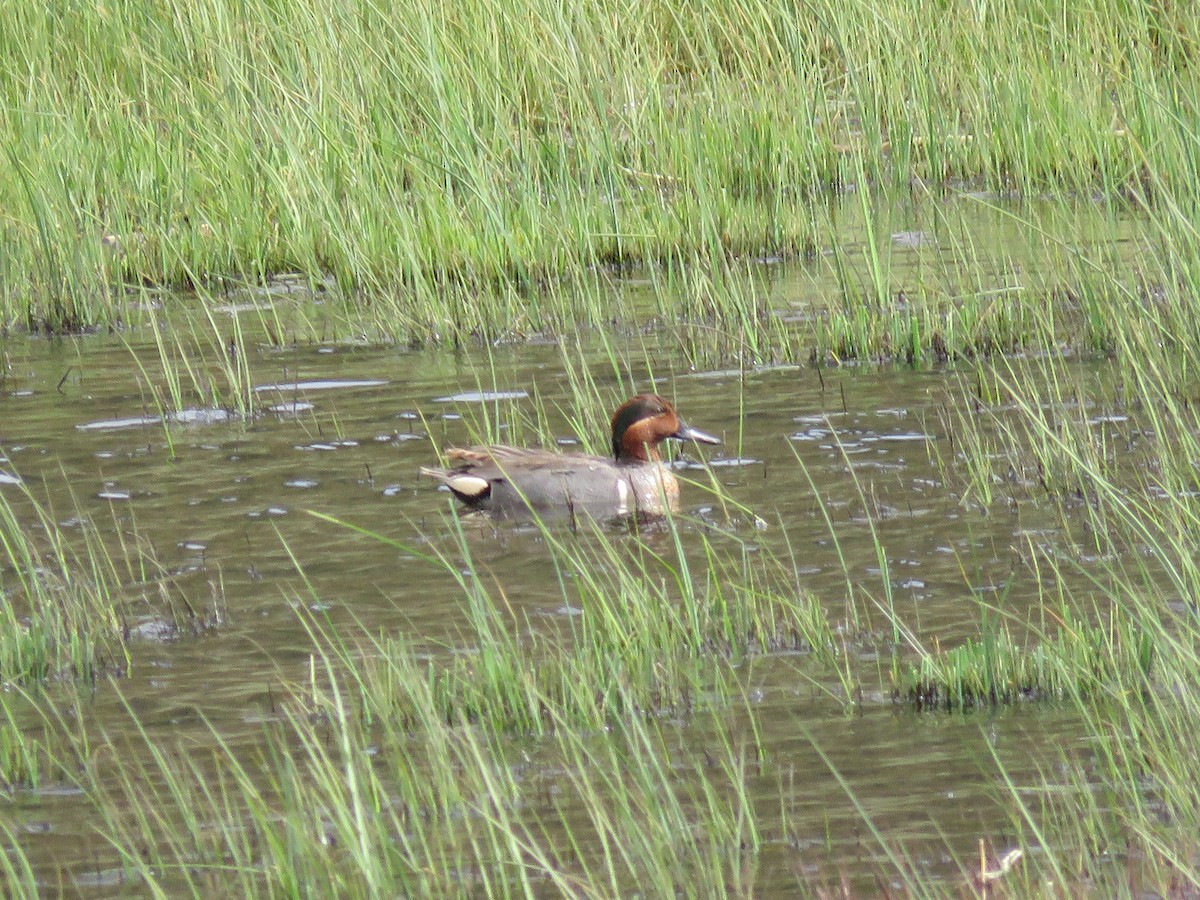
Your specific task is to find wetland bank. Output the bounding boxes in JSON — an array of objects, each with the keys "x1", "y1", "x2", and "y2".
[{"x1": 2, "y1": 0, "x2": 1200, "y2": 895}]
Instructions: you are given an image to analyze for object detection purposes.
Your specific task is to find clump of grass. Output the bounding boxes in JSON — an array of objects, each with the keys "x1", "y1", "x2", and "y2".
[
  {"x1": 0, "y1": 721, "x2": 43, "y2": 792},
  {"x1": 0, "y1": 482, "x2": 128, "y2": 684},
  {"x1": 0, "y1": 476, "x2": 220, "y2": 684},
  {"x1": 124, "y1": 295, "x2": 261, "y2": 456},
  {"x1": 0, "y1": 687, "x2": 93, "y2": 798},
  {"x1": 892, "y1": 608, "x2": 1155, "y2": 711}
]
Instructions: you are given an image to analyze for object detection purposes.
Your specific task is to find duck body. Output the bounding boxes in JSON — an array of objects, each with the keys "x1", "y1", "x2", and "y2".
[{"x1": 420, "y1": 394, "x2": 720, "y2": 519}]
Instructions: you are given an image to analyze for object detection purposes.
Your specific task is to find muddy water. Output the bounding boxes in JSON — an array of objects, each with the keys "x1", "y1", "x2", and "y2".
[
  {"x1": 0, "y1": 319, "x2": 1101, "y2": 892},
  {"x1": 0, "y1": 195, "x2": 1146, "y2": 892}
]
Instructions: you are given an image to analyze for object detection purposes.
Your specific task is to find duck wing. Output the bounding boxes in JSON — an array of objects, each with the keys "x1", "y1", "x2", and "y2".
[
  {"x1": 421, "y1": 446, "x2": 617, "y2": 510},
  {"x1": 443, "y1": 445, "x2": 547, "y2": 468}
]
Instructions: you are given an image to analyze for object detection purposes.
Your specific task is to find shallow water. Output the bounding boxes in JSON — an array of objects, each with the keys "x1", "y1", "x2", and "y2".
[
  {"x1": 0, "y1": 331, "x2": 1096, "y2": 888},
  {"x1": 0, "y1": 195, "x2": 1151, "y2": 893}
]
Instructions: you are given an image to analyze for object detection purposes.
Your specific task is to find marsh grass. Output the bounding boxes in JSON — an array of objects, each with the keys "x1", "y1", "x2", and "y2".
[
  {"x1": 889, "y1": 272, "x2": 1200, "y2": 890},
  {"x1": 132, "y1": 294, "x2": 262, "y2": 427},
  {"x1": 25, "y1": 281, "x2": 1200, "y2": 894},
  {"x1": 0, "y1": 475, "x2": 221, "y2": 685},
  {"x1": 0, "y1": 709, "x2": 44, "y2": 791},
  {"x1": 308, "y1": 507, "x2": 847, "y2": 728},
  {"x1": 12, "y1": 88, "x2": 1200, "y2": 889},
  {"x1": 59, "y1": 184, "x2": 1177, "y2": 378},
  {"x1": 772, "y1": 328, "x2": 1200, "y2": 893},
  {"x1": 78, "y1": 474, "x2": 1181, "y2": 895},
  {"x1": 88, "y1": 670, "x2": 770, "y2": 896},
  {"x1": 3, "y1": 6, "x2": 1200, "y2": 890},
  {"x1": 2, "y1": 0, "x2": 1197, "y2": 337},
  {"x1": 0, "y1": 480, "x2": 129, "y2": 684},
  {"x1": 81, "y1": 198, "x2": 1171, "y2": 369},
  {"x1": 891, "y1": 605, "x2": 1155, "y2": 711},
  {"x1": 23, "y1": 356, "x2": 1200, "y2": 894},
  {"x1": 76, "y1": 506, "x2": 845, "y2": 896},
  {"x1": 0, "y1": 685, "x2": 96, "y2": 806}
]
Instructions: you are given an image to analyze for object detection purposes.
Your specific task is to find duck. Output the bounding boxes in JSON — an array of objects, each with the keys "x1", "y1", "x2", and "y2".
[{"x1": 420, "y1": 394, "x2": 720, "y2": 518}]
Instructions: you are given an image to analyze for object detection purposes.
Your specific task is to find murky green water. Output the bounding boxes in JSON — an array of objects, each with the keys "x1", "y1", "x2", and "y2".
[{"x1": 0, "y1": 196, "x2": 1146, "y2": 893}]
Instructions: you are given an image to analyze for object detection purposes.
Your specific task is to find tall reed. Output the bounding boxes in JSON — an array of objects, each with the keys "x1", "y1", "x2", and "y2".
[{"x1": 2, "y1": 1, "x2": 1196, "y2": 331}]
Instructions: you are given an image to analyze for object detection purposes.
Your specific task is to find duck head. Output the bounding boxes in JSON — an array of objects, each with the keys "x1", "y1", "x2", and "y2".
[{"x1": 610, "y1": 394, "x2": 721, "y2": 463}]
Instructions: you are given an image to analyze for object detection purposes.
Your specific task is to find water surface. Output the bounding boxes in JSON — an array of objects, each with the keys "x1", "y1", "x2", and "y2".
[{"x1": 0, "y1": 194, "x2": 1146, "y2": 892}]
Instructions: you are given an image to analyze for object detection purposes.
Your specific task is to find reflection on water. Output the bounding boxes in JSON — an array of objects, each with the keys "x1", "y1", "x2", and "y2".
[{"x1": 253, "y1": 378, "x2": 389, "y2": 392}]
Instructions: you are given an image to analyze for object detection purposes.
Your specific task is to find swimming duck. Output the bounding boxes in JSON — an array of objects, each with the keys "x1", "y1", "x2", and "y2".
[{"x1": 420, "y1": 394, "x2": 720, "y2": 517}]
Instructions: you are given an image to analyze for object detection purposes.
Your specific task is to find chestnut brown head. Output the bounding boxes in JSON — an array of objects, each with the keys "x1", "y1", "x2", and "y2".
[{"x1": 610, "y1": 394, "x2": 720, "y2": 463}]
